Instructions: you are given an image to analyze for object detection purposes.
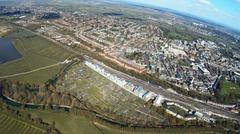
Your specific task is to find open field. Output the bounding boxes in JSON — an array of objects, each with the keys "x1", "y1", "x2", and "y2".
[
  {"x1": 0, "y1": 27, "x2": 73, "y2": 83},
  {"x1": 0, "y1": 112, "x2": 45, "y2": 134},
  {"x1": 219, "y1": 80, "x2": 240, "y2": 96}
]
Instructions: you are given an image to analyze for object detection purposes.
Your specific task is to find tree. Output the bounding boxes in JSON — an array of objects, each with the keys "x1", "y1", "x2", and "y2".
[
  {"x1": 36, "y1": 117, "x2": 43, "y2": 125},
  {"x1": 27, "y1": 113, "x2": 32, "y2": 120},
  {"x1": 16, "y1": 110, "x2": 20, "y2": 117}
]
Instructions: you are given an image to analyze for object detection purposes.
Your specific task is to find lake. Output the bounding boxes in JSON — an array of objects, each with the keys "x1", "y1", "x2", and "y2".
[{"x1": 0, "y1": 38, "x2": 22, "y2": 64}]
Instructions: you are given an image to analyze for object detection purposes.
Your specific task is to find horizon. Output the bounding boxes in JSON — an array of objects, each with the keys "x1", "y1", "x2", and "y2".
[{"x1": 116, "y1": 0, "x2": 240, "y2": 32}]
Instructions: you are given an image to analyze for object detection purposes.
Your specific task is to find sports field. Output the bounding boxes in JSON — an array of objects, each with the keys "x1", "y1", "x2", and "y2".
[
  {"x1": 0, "y1": 112, "x2": 45, "y2": 134},
  {"x1": 0, "y1": 27, "x2": 73, "y2": 83}
]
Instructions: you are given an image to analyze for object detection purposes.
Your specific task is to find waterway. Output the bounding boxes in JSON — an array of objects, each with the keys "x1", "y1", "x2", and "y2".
[{"x1": 1, "y1": 95, "x2": 70, "y2": 112}]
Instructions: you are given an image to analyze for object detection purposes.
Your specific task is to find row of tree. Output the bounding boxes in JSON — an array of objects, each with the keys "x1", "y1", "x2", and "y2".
[{"x1": 0, "y1": 79, "x2": 81, "y2": 108}]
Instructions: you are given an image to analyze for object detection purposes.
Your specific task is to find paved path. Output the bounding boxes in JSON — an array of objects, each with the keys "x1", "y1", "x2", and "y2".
[{"x1": 0, "y1": 62, "x2": 64, "y2": 79}]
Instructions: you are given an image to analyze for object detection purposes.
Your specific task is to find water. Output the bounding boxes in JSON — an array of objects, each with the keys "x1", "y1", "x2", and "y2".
[
  {"x1": 0, "y1": 38, "x2": 22, "y2": 64},
  {"x1": 103, "y1": 13, "x2": 123, "y2": 16},
  {"x1": 1, "y1": 96, "x2": 22, "y2": 108},
  {"x1": 1, "y1": 95, "x2": 70, "y2": 112}
]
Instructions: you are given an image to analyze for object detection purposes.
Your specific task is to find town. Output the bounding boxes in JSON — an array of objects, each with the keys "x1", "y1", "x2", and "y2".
[
  {"x1": 0, "y1": 1, "x2": 240, "y2": 133},
  {"x1": 11, "y1": 5, "x2": 240, "y2": 96}
]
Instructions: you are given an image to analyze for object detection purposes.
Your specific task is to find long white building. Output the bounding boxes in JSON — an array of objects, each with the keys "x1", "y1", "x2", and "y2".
[
  {"x1": 85, "y1": 60, "x2": 159, "y2": 102},
  {"x1": 85, "y1": 60, "x2": 213, "y2": 122}
]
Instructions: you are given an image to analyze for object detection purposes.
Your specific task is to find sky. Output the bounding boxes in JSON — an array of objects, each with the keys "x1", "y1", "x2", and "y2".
[{"x1": 118, "y1": 0, "x2": 240, "y2": 31}]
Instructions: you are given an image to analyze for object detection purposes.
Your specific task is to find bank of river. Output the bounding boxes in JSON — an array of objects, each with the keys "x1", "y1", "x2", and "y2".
[{"x1": 1, "y1": 95, "x2": 71, "y2": 112}]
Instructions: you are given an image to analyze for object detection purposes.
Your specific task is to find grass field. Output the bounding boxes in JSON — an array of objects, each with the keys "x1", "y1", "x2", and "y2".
[
  {"x1": 219, "y1": 80, "x2": 240, "y2": 96},
  {"x1": 0, "y1": 27, "x2": 73, "y2": 83},
  {"x1": 0, "y1": 112, "x2": 45, "y2": 134},
  {"x1": 29, "y1": 110, "x2": 122, "y2": 134}
]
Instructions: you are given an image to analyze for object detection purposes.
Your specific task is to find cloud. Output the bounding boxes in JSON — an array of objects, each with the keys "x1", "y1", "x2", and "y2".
[
  {"x1": 194, "y1": 0, "x2": 221, "y2": 14},
  {"x1": 213, "y1": 8, "x2": 219, "y2": 12},
  {"x1": 197, "y1": 0, "x2": 211, "y2": 5}
]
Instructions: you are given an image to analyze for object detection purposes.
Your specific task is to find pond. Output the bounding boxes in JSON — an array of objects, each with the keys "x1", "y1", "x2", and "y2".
[{"x1": 0, "y1": 38, "x2": 22, "y2": 64}]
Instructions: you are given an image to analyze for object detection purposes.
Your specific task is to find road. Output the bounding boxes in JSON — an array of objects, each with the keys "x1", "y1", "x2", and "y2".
[{"x1": 90, "y1": 59, "x2": 240, "y2": 122}]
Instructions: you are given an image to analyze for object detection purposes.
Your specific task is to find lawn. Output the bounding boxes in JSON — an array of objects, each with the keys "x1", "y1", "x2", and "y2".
[
  {"x1": 0, "y1": 27, "x2": 73, "y2": 83},
  {"x1": 219, "y1": 80, "x2": 240, "y2": 96},
  {"x1": 0, "y1": 112, "x2": 45, "y2": 134}
]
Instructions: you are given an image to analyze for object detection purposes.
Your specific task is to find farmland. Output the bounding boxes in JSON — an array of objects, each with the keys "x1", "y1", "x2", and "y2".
[
  {"x1": 0, "y1": 26, "x2": 73, "y2": 83},
  {"x1": 0, "y1": 112, "x2": 45, "y2": 134}
]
